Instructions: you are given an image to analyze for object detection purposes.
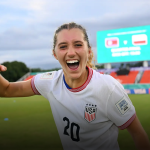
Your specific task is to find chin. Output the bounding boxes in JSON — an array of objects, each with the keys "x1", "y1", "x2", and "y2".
[{"x1": 68, "y1": 73, "x2": 81, "y2": 80}]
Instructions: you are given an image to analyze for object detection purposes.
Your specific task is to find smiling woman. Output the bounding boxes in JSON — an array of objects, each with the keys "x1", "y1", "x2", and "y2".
[{"x1": 0, "y1": 22, "x2": 150, "y2": 150}]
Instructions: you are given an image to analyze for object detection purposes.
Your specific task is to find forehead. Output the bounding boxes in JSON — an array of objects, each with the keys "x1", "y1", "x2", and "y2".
[{"x1": 56, "y1": 28, "x2": 85, "y2": 44}]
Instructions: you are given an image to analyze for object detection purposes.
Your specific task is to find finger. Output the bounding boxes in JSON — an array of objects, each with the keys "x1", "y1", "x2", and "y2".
[{"x1": 0, "y1": 65, "x2": 7, "y2": 72}]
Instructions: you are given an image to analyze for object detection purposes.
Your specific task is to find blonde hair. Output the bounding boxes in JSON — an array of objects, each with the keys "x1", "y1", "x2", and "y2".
[
  {"x1": 53, "y1": 22, "x2": 96, "y2": 69},
  {"x1": 87, "y1": 50, "x2": 97, "y2": 69}
]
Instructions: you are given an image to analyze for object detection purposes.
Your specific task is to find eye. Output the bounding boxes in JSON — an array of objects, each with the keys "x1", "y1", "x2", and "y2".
[
  {"x1": 60, "y1": 45, "x2": 67, "y2": 49},
  {"x1": 75, "y1": 44, "x2": 82, "y2": 47}
]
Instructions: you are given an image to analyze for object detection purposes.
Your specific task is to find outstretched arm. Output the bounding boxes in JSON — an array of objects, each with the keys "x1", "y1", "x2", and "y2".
[
  {"x1": 127, "y1": 116, "x2": 150, "y2": 150},
  {"x1": 0, "y1": 65, "x2": 35, "y2": 97}
]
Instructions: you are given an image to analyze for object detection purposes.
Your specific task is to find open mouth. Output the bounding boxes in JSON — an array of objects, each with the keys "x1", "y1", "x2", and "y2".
[{"x1": 66, "y1": 60, "x2": 79, "y2": 70}]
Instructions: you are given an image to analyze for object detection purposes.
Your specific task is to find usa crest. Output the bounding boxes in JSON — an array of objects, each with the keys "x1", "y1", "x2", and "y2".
[{"x1": 84, "y1": 104, "x2": 97, "y2": 123}]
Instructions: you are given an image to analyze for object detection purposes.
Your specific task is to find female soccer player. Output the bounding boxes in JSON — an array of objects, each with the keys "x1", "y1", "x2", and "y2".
[{"x1": 0, "y1": 22, "x2": 150, "y2": 150}]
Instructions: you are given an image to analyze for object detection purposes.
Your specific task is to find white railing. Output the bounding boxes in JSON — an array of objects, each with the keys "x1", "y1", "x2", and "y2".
[
  {"x1": 135, "y1": 70, "x2": 144, "y2": 84},
  {"x1": 17, "y1": 72, "x2": 31, "y2": 81}
]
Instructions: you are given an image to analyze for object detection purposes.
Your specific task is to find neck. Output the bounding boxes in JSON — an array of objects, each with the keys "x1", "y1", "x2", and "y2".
[{"x1": 64, "y1": 68, "x2": 88, "y2": 89}]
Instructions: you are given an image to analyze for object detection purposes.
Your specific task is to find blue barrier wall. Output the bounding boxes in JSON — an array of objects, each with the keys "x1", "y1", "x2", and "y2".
[
  {"x1": 125, "y1": 89, "x2": 150, "y2": 94},
  {"x1": 123, "y1": 84, "x2": 150, "y2": 94}
]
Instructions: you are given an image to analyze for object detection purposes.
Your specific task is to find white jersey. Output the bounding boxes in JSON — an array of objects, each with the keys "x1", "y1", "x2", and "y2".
[{"x1": 31, "y1": 67, "x2": 136, "y2": 150}]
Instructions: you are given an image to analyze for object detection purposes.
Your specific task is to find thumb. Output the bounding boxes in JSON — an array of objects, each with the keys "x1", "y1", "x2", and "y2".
[{"x1": 0, "y1": 65, "x2": 7, "y2": 72}]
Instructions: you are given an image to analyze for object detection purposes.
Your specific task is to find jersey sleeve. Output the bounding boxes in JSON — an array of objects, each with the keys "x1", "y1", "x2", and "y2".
[
  {"x1": 31, "y1": 75, "x2": 41, "y2": 95},
  {"x1": 30, "y1": 71, "x2": 57, "y2": 99},
  {"x1": 106, "y1": 77, "x2": 136, "y2": 130}
]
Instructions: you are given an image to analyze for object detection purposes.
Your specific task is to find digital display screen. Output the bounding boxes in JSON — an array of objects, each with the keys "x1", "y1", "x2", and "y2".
[{"x1": 97, "y1": 25, "x2": 150, "y2": 63}]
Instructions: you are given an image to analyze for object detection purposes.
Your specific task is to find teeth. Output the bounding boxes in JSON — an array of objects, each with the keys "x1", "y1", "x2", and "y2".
[{"x1": 67, "y1": 60, "x2": 79, "y2": 64}]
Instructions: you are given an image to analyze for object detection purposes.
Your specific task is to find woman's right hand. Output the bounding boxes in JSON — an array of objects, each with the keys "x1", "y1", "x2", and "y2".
[{"x1": 0, "y1": 65, "x2": 7, "y2": 72}]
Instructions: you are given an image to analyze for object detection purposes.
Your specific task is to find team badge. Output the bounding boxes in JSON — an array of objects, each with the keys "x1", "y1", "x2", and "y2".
[
  {"x1": 40, "y1": 72, "x2": 55, "y2": 80},
  {"x1": 84, "y1": 104, "x2": 97, "y2": 123},
  {"x1": 115, "y1": 97, "x2": 131, "y2": 115}
]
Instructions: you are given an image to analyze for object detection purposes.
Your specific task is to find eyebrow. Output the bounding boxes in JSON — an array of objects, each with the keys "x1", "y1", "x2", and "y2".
[
  {"x1": 58, "y1": 41, "x2": 83, "y2": 46},
  {"x1": 74, "y1": 41, "x2": 83, "y2": 44},
  {"x1": 58, "y1": 42, "x2": 67, "y2": 46}
]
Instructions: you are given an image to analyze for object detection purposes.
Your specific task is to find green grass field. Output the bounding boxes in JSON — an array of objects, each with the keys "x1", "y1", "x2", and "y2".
[{"x1": 0, "y1": 94, "x2": 150, "y2": 150}]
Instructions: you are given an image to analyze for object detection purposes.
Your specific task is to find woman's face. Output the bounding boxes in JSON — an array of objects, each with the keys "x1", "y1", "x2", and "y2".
[{"x1": 54, "y1": 28, "x2": 90, "y2": 80}]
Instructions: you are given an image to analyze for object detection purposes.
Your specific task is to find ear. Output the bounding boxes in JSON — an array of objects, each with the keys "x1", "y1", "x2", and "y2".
[
  {"x1": 53, "y1": 50, "x2": 58, "y2": 60},
  {"x1": 88, "y1": 47, "x2": 92, "y2": 55}
]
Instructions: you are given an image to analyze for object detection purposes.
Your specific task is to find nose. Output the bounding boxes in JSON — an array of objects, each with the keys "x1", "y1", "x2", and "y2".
[{"x1": 67, "y1": 46, "x2": 76, "y2": 58}]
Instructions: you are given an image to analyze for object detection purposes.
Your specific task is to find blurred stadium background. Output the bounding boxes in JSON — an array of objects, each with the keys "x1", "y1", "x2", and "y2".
[{"x1": 1, "y1": 25, "x2": 150, "y2": 150}]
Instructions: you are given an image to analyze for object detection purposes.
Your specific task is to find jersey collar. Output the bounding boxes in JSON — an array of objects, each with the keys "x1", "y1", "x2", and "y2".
[{"x1": 63, "y1": 66, "x2": 93, "y2": 92}]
